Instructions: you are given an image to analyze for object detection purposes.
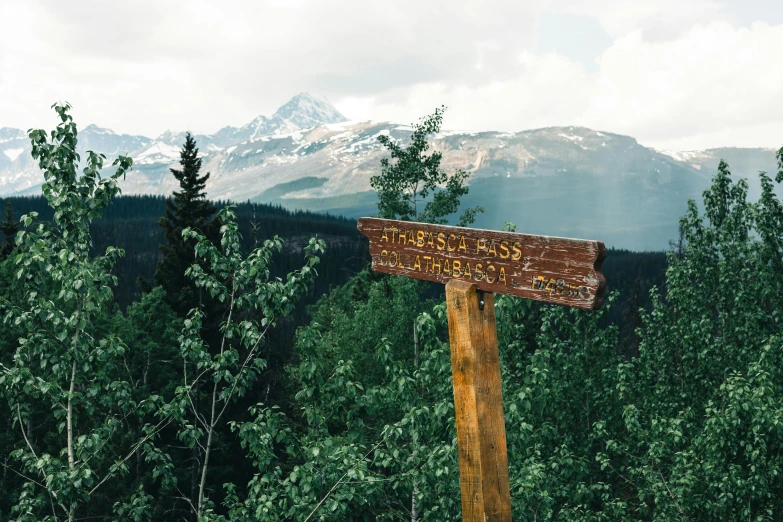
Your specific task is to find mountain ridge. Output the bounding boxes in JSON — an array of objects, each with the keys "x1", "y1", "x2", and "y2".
[{"x1": 1, "y1": 93, "x2": 779, "y2": 250}]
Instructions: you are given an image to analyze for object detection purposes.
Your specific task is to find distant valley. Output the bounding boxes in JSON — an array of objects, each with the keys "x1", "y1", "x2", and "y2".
[{"x1": 1, "y1": 92, "x2": 779, "y2": 251}]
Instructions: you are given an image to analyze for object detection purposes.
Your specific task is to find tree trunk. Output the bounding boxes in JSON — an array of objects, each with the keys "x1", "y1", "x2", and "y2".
[
  {"x1": 26, "y1": 414, "x2": 32, "y2": 446},
  {"x1": 67, "y1": 358, "x2": 76, "y2": 470},
  {"x1": 197, "y1": 382, "x2": 219, "y2": 519},
  {"x1": 67, "y1": 358, "x2": 77, "y2": 522},
  {"x1": 190, "y1": 380, "x2": 200, "y2": 522},
  {"x1": 192, "y1": 252, "x2": 203, "y2": 521},
  {"x1": 412, "y1": 319, "x2": 419, "y2": 522}
]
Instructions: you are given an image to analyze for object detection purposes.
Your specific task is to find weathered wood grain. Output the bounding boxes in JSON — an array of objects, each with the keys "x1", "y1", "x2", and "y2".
[
  {"x1": 446, "y1": 280, "x2": 512, "y2": 522},
  {"x1": 358, "y1": 217, "x2": 606, "y2": 310}
]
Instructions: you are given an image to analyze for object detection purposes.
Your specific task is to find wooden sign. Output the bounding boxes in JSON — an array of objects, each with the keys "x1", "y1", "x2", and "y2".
[
  {"x1": 357, "y1": 217, "x2": 606, "y2": 310},
  {"x1": 358, "y1": 217, "x2": 607, "y2": 522}
]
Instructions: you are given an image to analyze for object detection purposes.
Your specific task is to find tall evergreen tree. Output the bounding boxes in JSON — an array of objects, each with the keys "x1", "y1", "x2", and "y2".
[
  {"x1": 0, "y1": 200, "x2": 18, "y2": 260},
  {"x1": 154, "y1": 132, "x2": 220, "y2": 316}
]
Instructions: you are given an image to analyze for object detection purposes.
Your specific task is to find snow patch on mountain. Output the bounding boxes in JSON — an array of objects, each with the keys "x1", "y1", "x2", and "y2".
[
  {"x1": 3, "y1": 148, "x2": 24, "y2": 161},
  {"x1": 133, "y1": 141, "x2": 181, "y2": 165},
  {"x1": 656, "y1": 149, "x2": 709, "y2": 162}
]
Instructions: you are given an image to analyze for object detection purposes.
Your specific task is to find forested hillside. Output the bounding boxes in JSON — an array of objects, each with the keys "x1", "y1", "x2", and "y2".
[
  {"x1": 0, "y1": 104, "x2": 781, "y2": 521},
  {"x1": 0, "y1": 194, "x2": 367, "y2": 309}
]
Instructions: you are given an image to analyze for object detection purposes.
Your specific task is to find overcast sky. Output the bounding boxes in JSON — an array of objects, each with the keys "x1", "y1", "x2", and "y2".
[{"x1": 1, "y1": 0, "x2": 782, "y2": 150}]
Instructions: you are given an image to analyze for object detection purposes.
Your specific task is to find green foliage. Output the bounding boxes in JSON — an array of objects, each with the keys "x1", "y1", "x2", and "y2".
[
  {"x1": 110, "y1": 285, "x2": 182, "y2": 405},
  {"x1": 298, "y1": 272, "x2": 435, "y2": 384},
  {"x1": 217, "y1": 300, "x2": 460, "y2": 521},
  {"x1": 0, "y1": 103, "x2": 170, "y2": 521},
  {"x1": 157, "y1": 206, "x2": 325, "y2": 520},
  {"x1": 593, "y1": 157, "x2": 783, "y2": 521},
  {"x1": 372, "y1": 106, "x2": 484, "y2": 225}
]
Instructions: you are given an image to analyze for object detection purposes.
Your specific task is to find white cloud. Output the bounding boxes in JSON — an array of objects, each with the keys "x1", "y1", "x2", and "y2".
[
  {"x1": 0, "y1": 0, "x2": 538, "y2": 136},
  {"x1": 338, "y1": 20, "x2": 783, "y2": 150},
  {"x1": 584, "y1": 21, "x2": 783, "y2": 149},
  {"x1": 0, "y1": 0, "x2": 781, "y2": 150},
  {"x1": 334, "y1": 51, "x2": 593, "y2": 133}
]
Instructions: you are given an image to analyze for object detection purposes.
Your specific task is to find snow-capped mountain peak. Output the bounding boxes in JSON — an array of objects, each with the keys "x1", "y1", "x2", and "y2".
[
  {"x1": 272, "y1": 92, "x2": 347, "y2": 129},
  {"x1": 214, "y1": 93, "x2": 349, "y2": 145}
]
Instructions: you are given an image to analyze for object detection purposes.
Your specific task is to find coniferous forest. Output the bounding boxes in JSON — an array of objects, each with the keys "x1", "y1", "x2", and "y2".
[{"x1": 0, "y1": 103, "x2": 782, "y2": 521}]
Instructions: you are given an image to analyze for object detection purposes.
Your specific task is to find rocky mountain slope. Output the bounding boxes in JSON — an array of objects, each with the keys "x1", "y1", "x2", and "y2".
[{"x1": 1, "y1": 92, "x2": 779, "y2": 251}]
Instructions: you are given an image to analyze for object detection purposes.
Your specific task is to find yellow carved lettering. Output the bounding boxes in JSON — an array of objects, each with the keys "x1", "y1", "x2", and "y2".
[
  {"x1": 437, "y1": 232, "x2": 446, "y2": 250},
  {"x1": 443, "y1": 258, "x2": 451, "y2": 275},
  {"x1": 389, "y1": 251, "x2": 398, "y2": 267},
  {"x1": 432, "y1": 257, "x2": 442, "y2": 274},
  {"x1": 380, "y1": 249, "x2": 388, "y2": 265},
  {"x1": 381, "y1": 228, "x2": 389, "y2": 242},
  {"x1": 422, "y1": 255, "x2": 432, "y2": 272},
  {"x1": 499, "y1": 240, "x2": 509, "y2": 259},
  {"x1": 427, "y1": 232, "x2": 435, "y2": 248},
  {"x1": 499, "y1": 267, "x2": 507, "y2": 285},
  {"x1": 476, "y1": 238, "x2": 487, "y2": 254},
  {"x1": 414, "y1": 255, "x2": 421, "y2": 270},
  {"x1": 416, "y1": 230, "x2": 425, "y2": 246},
  {"x1": 488, "y1": 240, "x2": 498, "y2": 256},
  {"x1": 447, "y1": 234, "x2": 457, "y2": 251},
  {"x1": 486, "y1": 264, "x2": 496, "y2": 283},
  {"x1": 458, "y1": 236, "x2": 467, "y2": 252},
  {"x1": 452, "y1": 260, "x2": 462, "y2": 277},
  {"x1": 474, "y1": 263, "x2": 484, "y2": 281},
  {"x1": 512, "y1": 241, "x2": 522, "y2": 260},
  {"x1": 398, "y1": 230, "x2": 407, "y2": 244}
]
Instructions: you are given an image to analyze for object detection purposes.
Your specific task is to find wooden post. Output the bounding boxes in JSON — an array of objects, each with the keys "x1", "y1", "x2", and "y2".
[{"x1": 446, "y1": 279, "x2": 511, "y2": 522}]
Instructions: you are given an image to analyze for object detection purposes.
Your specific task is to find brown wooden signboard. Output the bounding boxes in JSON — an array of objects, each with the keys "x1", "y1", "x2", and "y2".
[
  {"x1": 358, "y1": 217, "x2": 607, "y2": 522},
  {"x1": 358, "y1": 217, "x2": 606, "y2": 310}
]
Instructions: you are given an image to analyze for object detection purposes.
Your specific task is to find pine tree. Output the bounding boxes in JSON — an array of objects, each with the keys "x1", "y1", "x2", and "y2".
[
  {"x1": 0, "y1": 200, "x2": 18, "y2": 260},
  {"x1": 154, "y1": 132, "x2": 220, "y2": 316}
]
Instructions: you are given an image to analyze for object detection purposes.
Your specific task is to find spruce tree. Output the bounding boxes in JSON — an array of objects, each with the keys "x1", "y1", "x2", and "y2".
[
  {"x1": 0, "y1": 200, "x2": 18, "y2": 260},
  {"x1": 154, "y1": 132, "x2": 220, "y2": 316}
]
